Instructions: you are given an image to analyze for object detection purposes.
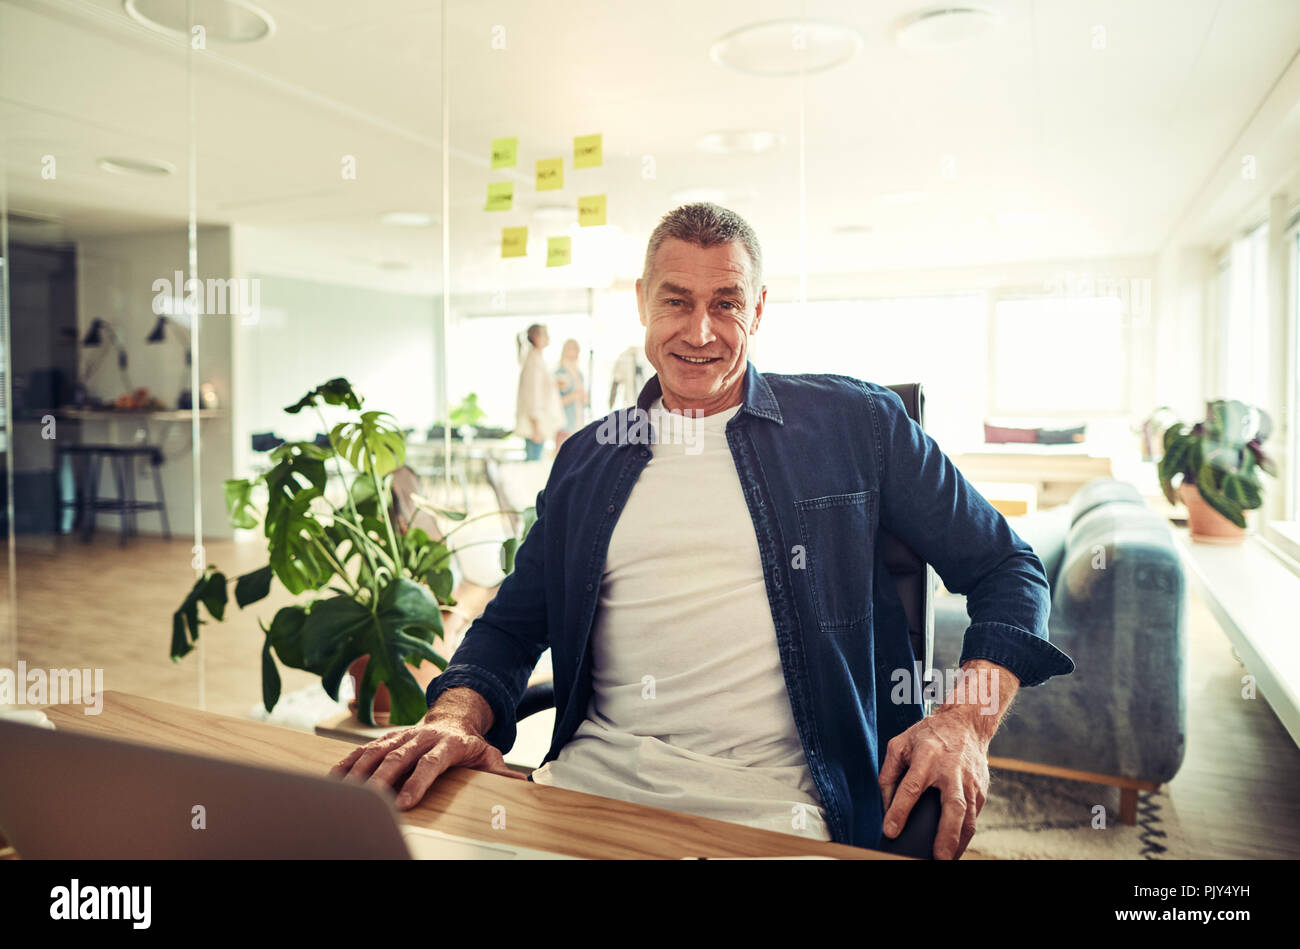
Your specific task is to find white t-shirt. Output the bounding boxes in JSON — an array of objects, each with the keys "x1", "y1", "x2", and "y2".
[{"x1": 531, "y1": 397, "x2": 831, "y2": 841}]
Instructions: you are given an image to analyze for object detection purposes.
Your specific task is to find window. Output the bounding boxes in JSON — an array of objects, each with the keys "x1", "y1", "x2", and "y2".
[
  {"x1": 988, "y1": 295, "x2": 1129, "y2": 418},
  {"x1": 752, "y1": 295, "x2": 987, "y2": 451},
  {"x1": 1218, "y1": 223, "x2": 1271, "y2": 409},
  {"x1": 445, "y1": 312, "x2": 593, "y2": 432}
]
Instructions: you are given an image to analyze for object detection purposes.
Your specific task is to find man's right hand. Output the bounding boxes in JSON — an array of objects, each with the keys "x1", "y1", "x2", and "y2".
[{"x1": 329, "y1": 687, "x2": 525, "y2": 810}]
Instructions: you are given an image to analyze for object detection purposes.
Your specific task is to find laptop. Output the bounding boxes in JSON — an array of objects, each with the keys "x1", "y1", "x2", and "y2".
[{"x1": 0, "y1": 718, "x2": 576, "y2": 860}]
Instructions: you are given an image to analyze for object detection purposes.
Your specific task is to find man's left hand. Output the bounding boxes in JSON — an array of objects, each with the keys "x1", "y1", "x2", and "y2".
[{"x1": 877, "y1": 659, "x2": 1019, "y2": 860}]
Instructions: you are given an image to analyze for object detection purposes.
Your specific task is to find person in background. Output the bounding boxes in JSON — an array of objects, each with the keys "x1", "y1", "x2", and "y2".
[
  {"x1": 514, "y1": 324, "x2": 563, "y2": 461},
  {"x1": 608, "y1": 344, "x2": 647, "y2": 409},
  {"x1": 554, "y1": 339, "x2": 588, "y2": 448}
]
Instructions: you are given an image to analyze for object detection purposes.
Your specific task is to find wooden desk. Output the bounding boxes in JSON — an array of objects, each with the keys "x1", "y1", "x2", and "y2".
[{"x1": 41, "y1": 691, "x2": 894, "y2": 860}]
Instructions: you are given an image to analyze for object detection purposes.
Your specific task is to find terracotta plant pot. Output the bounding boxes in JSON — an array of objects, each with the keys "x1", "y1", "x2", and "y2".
[
  {"x1": 1178, "y1": 482, "x2": 1246, "y2": 546},
  {"x1": 345, "y1": 655, "x2": 441, "y2": 726}
]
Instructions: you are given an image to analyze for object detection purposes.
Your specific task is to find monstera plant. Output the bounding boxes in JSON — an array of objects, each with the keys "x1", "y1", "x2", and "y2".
[
  {"x1": 1159, "y1": 399, "x2": 1275, "y2": 533},
  {"x1": 170, "y1": 377, "x2": 534, "y2": 726}
]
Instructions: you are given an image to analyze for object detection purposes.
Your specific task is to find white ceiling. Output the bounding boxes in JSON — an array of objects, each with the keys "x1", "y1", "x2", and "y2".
[{"x1": 4, "y1": 0, "x2": 1300, "y2": 293}]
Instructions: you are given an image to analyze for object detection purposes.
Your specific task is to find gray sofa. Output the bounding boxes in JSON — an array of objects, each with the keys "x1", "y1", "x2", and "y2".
[{"x1": 934, "y1": 478, "x2": 1187, "y2": 816}]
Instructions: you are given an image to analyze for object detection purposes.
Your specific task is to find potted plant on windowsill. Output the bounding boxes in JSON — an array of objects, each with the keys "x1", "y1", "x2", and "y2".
[
  {"x1": 169, "y1": 377, "x2": 534, "y2": 726},
  {"x1": 1158, "y1": 399, "x2": 1276, "y2": 545}
]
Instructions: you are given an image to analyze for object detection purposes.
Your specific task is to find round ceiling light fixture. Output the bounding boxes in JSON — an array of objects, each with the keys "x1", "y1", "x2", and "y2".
[
  {"x1": 875, "y1": 190, "x2": 931, "y2": 206},
  {"x1": 696, "y1": 130, "x2": 786, "y2": 155},
  {"x1": 97, "y1": 156, "x2": 177, "y2": 177},
  {"x1": 124, "y1": 0, "x2": 275, "y2": 44},
  {"x1": 895, "y1": 8, "x2": 999, "y2": 50},
  {"x1": 710, "y1": 19, "x2": 863, "y2": 76},
  {"x1": 669, "y1": 186, "x2": 759, "y2": 206},
  {"x1": 380, "y1": 212, "x2": 436, "y2": 227}
]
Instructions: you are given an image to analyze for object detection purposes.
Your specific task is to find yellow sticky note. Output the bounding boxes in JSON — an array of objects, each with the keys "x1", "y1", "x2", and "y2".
[
  {"x1": 547, "y1": 236, "x2": 572, "y2": 268},
  {"x1": 536, "y1": 157, "x2": 564, "y2": 191},
  {"x1": 491, "y1": 137, "x2": 517, "y2": 169},
  {"x1": 573, "y1": 134, "x2": 602, "y2": 169},
  {"x1": 578, "y1": 193, "x2": 607, "y2": 227},
  {"x1": 485, "y1": 181, "x2": 513, "y2": 211},
  {"x1": 501, "y1": 226, "x2": 528, "y2": 258}
]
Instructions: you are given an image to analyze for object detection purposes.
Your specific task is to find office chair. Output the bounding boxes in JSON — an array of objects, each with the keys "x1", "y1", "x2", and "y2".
[{"x1": 509, "y1": 382, "x2": 940, "y2": 856}]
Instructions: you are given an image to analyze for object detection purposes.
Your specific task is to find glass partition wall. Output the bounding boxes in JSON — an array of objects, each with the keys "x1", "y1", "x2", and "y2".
[
  {"x1": 1, "y1": 0, "x2": 1166, "y2": 724},
  {"x1": 0, "y1": 1, "x2": 452, "y2": 724},
  {"x1": 0, "y1": 0, "x2": 828, "y2": 724},
  {"x1": 1, "y1": 0, "x2": 203, "y2": 714}
]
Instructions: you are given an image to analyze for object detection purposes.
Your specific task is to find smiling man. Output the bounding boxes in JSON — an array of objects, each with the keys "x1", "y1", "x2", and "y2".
[{"x1": 333, "y1": 202, "x2": 1075, "y2": 858}]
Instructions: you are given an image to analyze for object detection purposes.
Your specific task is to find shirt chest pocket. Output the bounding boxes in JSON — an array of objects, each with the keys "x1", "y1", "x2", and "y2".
[{"x1": 794, "y1": 490, "x2": 877, "y2": 632}]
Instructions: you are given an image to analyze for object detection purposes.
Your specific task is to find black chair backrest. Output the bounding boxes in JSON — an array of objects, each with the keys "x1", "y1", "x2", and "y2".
[{"x1": 882, "y1": 383, "x2": 933, "y2": 684}]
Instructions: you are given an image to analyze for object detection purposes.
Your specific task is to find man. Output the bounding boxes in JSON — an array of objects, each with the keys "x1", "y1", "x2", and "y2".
[{"x1": 334, "y1": 203, "x2": 1075, "y2": 858}]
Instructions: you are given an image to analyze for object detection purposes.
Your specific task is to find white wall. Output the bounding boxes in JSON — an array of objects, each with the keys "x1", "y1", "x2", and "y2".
[
  {"x1": 73, "y1": 226, "x2": 235, "y2": 540},
  {"x1": 231, "y1": 273, "x2": 442, "y2": 479}
]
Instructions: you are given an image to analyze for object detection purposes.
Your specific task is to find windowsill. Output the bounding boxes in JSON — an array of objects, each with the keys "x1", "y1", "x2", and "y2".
[{"x1": 1263, "y1": 521, "x2": 1300, "y2": 575}]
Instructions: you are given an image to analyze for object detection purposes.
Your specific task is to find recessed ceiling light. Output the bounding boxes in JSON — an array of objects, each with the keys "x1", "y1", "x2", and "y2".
[
  {"x1": 124, "y1": 0, "x2": 275, "y2": 44},
  {"x1": 97, "y1": 156, "x2": 176, "y2": 177},
  {"x1": 380, "y1": 212, "x2": 435, "y2": 227},
  {"x1": 876, "y1": 190, "x2": 931, "y2": 205},
  {"x1": 711, "y1": 19, "x2": 863, "y2": 76},
  {"x1": 670, "y1": 187, "x2": 759, "y2": 206},
  {"x1": 696, "y1": 130, "x2": 786, "y2": 155},
  {"x1": 895, "y1": 8, "x2": 999, "y2": 50},
  {"x1": 995, "y1": 210, "x2": 1049, "y2": 230},
  {"x1": 833, "y1": 224, "x2": 874, "y2": 235}
]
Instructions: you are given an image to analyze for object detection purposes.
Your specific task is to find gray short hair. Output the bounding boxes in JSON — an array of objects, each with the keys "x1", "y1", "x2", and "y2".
[{"x1": 642, "y1": 203, "x2": 763, "y2": 295}]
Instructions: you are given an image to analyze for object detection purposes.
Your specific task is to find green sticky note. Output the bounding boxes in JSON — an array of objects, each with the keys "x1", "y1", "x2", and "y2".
[
  {"x1": 578, "y1": 193, "x2": 607, "y2": 227},
  {"x1": 573, "y1": 133, "x2": 602, "y2": 169},
  {"x1": 501, "y1": 226, "x2": 528, "y2": 258},
  {"x1": 536, "y1": 157, "x2": 563, "y2": 191},
  {"x1": 485, "y1": 181, "x2": 513, "y2": 211},
  {"x1": 491, "y1": 137, "x2": 518, "y2": 169},
  {"x1": 547, "y1": 236, "x2": 572, "y2": 268}
]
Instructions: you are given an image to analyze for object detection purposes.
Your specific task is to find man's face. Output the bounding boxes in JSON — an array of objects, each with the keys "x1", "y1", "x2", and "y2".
[{"x1": 636, "y1": 238, "x2": 765, "y2": 413}]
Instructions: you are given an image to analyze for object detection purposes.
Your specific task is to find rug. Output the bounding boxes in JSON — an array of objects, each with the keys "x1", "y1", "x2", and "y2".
[
  {"x1": 965, "y1": 768, "x2": 1191, "y2": 859},
  {"x1": 247, "y1": 680, "x2": 353, "y2": 734}
]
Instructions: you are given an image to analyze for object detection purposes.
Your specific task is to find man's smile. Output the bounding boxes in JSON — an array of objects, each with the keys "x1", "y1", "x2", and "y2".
[{"x1": 672, "y1": 353, "x2": 723, "y2": 365}]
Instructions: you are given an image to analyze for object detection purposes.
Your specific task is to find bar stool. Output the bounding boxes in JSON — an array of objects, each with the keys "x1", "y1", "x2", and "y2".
[{"x1": 55, "y1": 444, "x2": 171, "y2": 545}]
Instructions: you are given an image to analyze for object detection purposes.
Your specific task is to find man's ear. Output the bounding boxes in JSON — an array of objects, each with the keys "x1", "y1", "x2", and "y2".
[
  {"x1": 750, "y1": 284, "x2": 767, "y2": 335},
  {"x1": 636, "y1": 277, "x2": 648, "y2": 327}
]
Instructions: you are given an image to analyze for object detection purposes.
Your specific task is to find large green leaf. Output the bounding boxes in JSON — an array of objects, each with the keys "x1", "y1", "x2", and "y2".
[
  {"x1": 235, "y1": 565, "x2": 274, "y2": 608},
  {"x1": 330, "y1": 411, "x2": 407, "y2": 479},
  {"x1": 266, "y1": 491, "x2": 331, "y2": 595},
  {"x1": 284, "y1": 378, "x2": 362, "y2": 414},
  {"x1": 260, "y1": 630, "x2": 282, "y2": 713},
  {"x1": 224, "y1": 478, "x2": 259, "y2": 530},
  {"x1": 265, "y1": 604, "x2": 310, "y2": 669},
  {"x1": 169, "y1": 568, "x2": 227, "y2": 660},
  {"x1": 316, "y1": 579, "x2": 447, "y2": 726},
  {"x1": 1196, "y1": 461, "x2": 1247, "y2": 528}
]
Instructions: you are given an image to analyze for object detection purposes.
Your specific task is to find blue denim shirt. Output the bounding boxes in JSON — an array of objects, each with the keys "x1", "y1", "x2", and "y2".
[{"x1": 427, "y1": 362, "x2": 1075, "y2": 849}]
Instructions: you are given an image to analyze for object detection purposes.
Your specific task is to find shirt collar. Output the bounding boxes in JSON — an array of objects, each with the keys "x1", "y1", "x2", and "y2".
[{"x1": 635, "y1": 361, "x2": 783, "y2": 425}]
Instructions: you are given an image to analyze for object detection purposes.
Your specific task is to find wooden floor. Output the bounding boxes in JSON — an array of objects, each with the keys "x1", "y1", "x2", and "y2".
[{"x1": 2, "y1": 531, "x2": 1298, "y2": 858}]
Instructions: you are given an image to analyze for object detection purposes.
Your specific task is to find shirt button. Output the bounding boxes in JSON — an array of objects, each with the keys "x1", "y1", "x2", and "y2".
[
  {"x1": 586, "y1": 583, "x2": 594, "y2": 591},
  {"x1": 606, "y1": 504, "x2": 615, "y2": 513},
  {"x1": 641, "y1": 449, "x2": 650, "y2": 458}
]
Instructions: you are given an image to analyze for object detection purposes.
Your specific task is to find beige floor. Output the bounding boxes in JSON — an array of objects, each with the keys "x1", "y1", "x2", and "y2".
[{"x1": 3, "y1": 530, "x2": 1298, "y2": 858}]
